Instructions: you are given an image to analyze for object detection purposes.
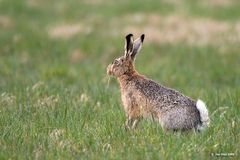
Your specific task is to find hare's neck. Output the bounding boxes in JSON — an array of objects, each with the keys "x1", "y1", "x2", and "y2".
[{"x1": 117, "y1": 71, "x2": 139, "y2": 90}]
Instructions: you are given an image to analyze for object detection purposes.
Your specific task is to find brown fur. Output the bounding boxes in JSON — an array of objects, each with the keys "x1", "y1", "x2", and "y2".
[{"x1": 107, "y1": 34, "x2": 208, "y2": 131}]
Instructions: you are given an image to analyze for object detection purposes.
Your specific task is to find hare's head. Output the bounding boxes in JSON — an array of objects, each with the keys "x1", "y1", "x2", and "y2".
[{"x1": 107, "y1": 34, "x2": 145, "y2": 77}]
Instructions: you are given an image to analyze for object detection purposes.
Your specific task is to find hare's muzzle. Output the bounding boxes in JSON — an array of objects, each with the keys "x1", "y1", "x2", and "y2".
[{"x1": 107, "y1": 64, "x2": 113, "y2": 75}]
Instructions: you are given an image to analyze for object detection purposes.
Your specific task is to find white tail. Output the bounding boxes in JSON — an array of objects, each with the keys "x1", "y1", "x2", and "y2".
[{"x1": 196, "y1": 99, "x2": 210, "y2": 131}]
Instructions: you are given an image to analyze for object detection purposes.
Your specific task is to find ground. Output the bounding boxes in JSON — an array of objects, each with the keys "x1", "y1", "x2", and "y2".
[{"x1": 0, "y1": 0, "x2": 239, "y2": 159}]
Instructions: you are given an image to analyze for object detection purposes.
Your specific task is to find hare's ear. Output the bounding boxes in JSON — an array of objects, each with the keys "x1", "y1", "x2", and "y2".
[
  {"x1": 130, "y1": 34, "x2": 145, "y2": 60},
  {"x1": 124, "y1": 34, "x2": 134, "y2": 58}
]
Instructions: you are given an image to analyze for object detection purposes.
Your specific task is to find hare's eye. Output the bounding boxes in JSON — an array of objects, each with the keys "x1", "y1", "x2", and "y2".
[{"x1": 113, "y1": 59, "x2": 119, "y2": 64}]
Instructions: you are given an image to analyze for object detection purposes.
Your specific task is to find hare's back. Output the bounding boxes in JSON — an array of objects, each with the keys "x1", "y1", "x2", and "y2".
[{"x1": 134, "y1": 78, "x2": 195, "y2": 107}]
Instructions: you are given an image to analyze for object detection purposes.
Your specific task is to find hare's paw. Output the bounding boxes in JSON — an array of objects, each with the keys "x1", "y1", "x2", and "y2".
[{"x1": 124, "y1": 117, "x2": 140, "y2": 130}]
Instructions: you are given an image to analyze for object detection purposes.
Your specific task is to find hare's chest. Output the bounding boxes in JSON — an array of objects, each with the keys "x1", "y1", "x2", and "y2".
[
  {"x1": 121, "y1": 90, "x2": 136, "y2": 109},
  {"x1": 121, "y1": 90, "x2": 133, "y2": 105},
  {"x1": 121, "y1": 90, "x2": 144, "y2": 110}
]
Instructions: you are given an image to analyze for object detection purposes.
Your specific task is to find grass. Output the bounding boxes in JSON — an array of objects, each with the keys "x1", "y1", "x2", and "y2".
[{"x1": 0, "y1": 0, "x2": 240, "y2": 159}]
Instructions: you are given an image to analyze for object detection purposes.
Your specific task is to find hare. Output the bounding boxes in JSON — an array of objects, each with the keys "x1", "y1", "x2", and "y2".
[{"x1": 107, "y1": 34, "x2": 210, "y2": 132}]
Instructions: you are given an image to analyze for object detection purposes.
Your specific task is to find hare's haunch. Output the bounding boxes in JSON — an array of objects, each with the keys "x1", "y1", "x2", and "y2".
[{"x1": 107, "y1": 34, "x2": 210, "y2": 132}]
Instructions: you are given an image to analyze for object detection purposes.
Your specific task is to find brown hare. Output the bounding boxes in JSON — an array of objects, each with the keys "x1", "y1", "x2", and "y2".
[{"x1": 107, "y1": 34, "x2": 210, "y2": 132}]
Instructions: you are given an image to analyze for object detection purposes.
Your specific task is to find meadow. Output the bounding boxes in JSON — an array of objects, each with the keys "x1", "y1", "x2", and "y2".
[{"x1": 0, "y1": 0, "x2": 240, "y2": 159}]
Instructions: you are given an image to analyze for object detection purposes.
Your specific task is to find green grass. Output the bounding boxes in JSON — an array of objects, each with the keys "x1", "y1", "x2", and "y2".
[{"x1": 0, "y1": 0, "x2": 240, "y2": 159}]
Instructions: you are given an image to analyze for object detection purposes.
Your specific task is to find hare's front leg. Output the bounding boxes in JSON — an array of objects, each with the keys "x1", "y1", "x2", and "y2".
[
  {"x1": 125, "y1": 117, "x2": 139, "y2": 130},
  {"x1": 122, "y1": 94, "x2": 141, "y2": 130},
  {"x1": 124, "y1": 108, "x2": 141, "y2": 130},
  {"x1": 125, "y1": 117, "x2": 132, "y2": 130},
  {"x1": 131, "y1": 119, "x2": 139, "y2": 129}
]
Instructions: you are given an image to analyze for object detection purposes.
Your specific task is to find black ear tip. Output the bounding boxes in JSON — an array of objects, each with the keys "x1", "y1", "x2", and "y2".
[
  {"x1": 126, "y1": 33, "x2": 133, "y2": 38},
  {"x1": 141, "y1": 34, "x2": 145, "y2": 41}
]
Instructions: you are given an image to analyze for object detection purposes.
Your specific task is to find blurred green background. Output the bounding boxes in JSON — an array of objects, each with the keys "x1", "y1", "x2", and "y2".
[{"x1": 0, "y1": 0, "x2": 239, "y2": 159}]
